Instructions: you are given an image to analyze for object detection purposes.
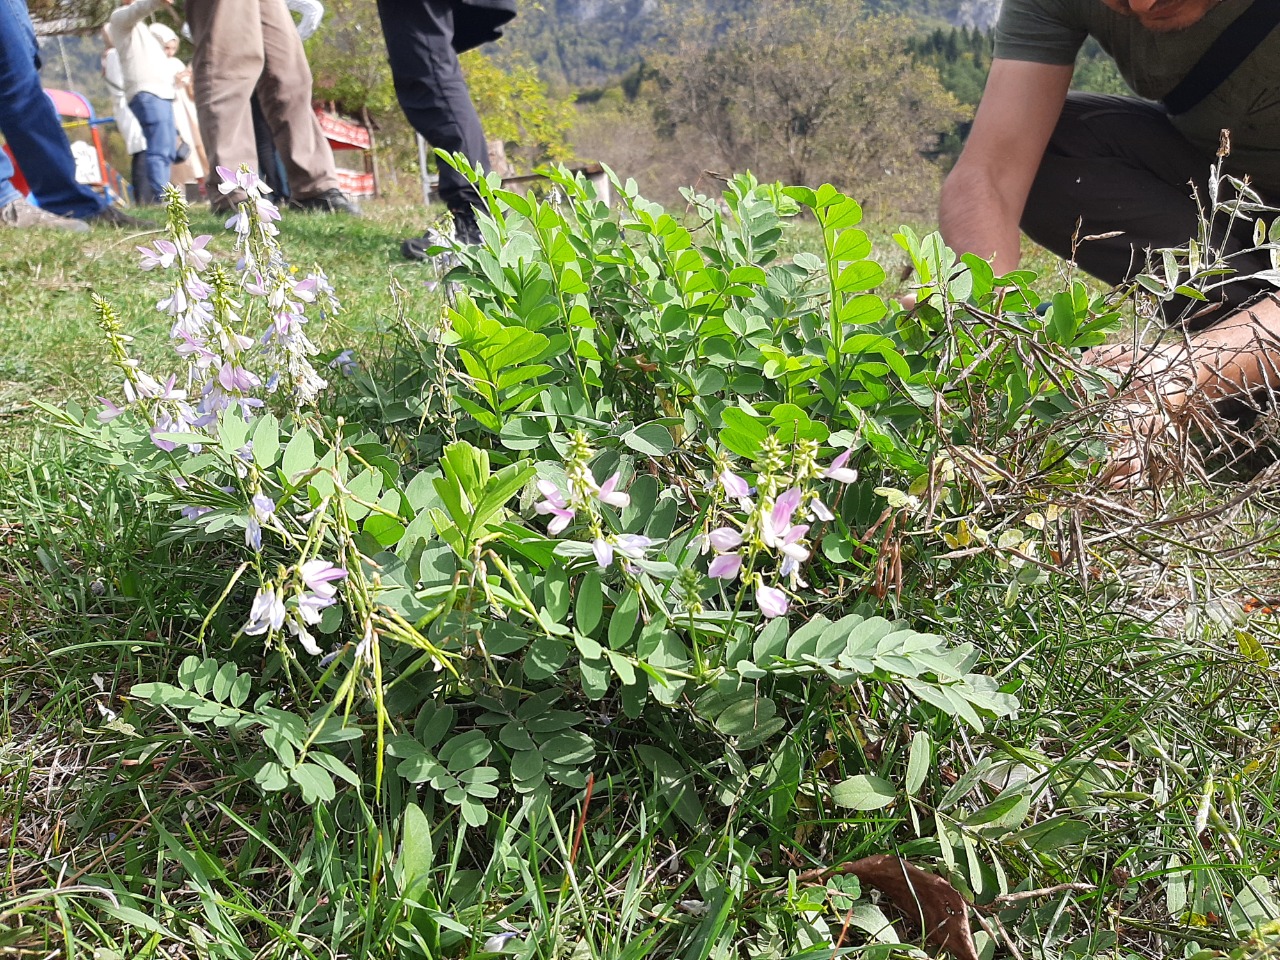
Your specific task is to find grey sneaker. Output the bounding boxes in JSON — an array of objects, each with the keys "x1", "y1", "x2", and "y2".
[{"x1": 0, "y1": 196, "x2": 89, "y2": 232}]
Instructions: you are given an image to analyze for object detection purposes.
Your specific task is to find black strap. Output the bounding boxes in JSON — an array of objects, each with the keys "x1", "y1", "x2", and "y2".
[{"x1": 1163, "y1": 0, "x2": 1280, "y2": 115}]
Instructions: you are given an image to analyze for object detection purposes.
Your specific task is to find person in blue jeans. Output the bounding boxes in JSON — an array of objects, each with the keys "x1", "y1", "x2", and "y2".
[
  {"x1": 108, "y1": 0, "x2": 176, "y2": 204},
  {"x1": 0, "y1": 0, "x2": 141, "y2": 228}
]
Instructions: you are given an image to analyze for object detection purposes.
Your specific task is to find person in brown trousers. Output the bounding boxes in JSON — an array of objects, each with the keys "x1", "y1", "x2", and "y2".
[{"x1": 184, "y1": 0, "x2": 357, "y2": 213}]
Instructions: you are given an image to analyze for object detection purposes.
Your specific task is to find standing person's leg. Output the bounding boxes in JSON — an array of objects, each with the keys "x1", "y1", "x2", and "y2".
[
  {"x1": 250, "y1": 92, "x2": 288, "y2": 198},
  {"x1": 375, "y1": 0, "x2": 488, "y2": 221},
  {"x1": 0, "y1": 135, "x2": 89, "y2": 230},
  {"x1": 187, "y1": 0, "x2": 265, "y2": 207},
  {"x1": 128, "y1": 92, "x2": 176, "y2": 204},
  {"x1": 1021, "y1": 93, "x2": 1271, "y2": 325},
  {"x1": 130, "y1": 150, "x2": 150, "y2": 203},
  {"x1": 254, "y1": 0, "x2": 351, "y2": 209},
  {"x1": 0, "y1": 0, "x2": 106, "y2": 218}
]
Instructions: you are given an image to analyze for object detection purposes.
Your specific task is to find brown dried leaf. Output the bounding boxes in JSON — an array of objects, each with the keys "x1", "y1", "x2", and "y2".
[{"x1": 845, "y1": 855, "x2": 979, "y2": 960}]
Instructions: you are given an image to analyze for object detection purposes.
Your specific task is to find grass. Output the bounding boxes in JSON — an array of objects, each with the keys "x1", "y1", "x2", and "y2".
[{"x1": 2, "y1": 192, "x2": 1280, "y2": 960}]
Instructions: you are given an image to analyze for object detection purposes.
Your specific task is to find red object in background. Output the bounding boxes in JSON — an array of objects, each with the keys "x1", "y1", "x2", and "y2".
[
  {"x1": 2, "y1": 143, "x2": 29, "y2": 194},
  {"x1": 4, "y1": 88, "x2": 126, "y2": 202},
  {"x1": 315, "y1": 107, "x2": 376, "y2": 198}
]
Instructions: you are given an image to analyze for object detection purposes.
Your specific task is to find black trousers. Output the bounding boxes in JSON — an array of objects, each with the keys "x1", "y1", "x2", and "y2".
[
  {"x1": 1021, "y1": 92, "x2": 1275, "y2": 326},
  {"x1": 376, "y1": 0, "x2": 488, "y2": 212}
]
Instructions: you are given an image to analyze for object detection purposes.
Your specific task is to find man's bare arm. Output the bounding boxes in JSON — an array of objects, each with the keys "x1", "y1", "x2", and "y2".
[{"x1": 939, "y1": 59, "x2": 1073, "y2": 274}]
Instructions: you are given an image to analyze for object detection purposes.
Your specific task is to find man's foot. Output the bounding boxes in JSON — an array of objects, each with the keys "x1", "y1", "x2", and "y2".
[
  {"x1": 401, "y1": 207, "x2": 482, "y2": 261},
  {"x1": 85, "y1": 205, "x2": 150, "y2": 229},
  {"x1": 288, "y1": 188, "x2": 360, "y2": 216},
  {"x1": 401, "y1": 229, "x2": 452, "y2": 262},
  {"x1": 450, "y1": 206, "x2": 482, "y2": 246},
  {"x1": 0, "y1": 196, "x2": 89, "y2": 232}
]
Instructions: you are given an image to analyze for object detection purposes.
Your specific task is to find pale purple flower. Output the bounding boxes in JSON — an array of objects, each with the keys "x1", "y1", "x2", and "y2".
[
  {"x1": 131, "y1": 369, "x2": 164, "y2": 399},
  {"x1": 761, "y1": 488, "x2": 805, "y2": 552},
  {"x1": 218, "y1": 329, "x2": 255, "y2": 355},
  {"x1": 721, "y1": 469, "x2": 750, "y2": 500},
  {"x1": 756, "y1": 584, "x2": 789, "y2": 619},
  {"x1": 181, "y1": 505, "x2": 212, "y2": 521},
  {"x1": 97, "y1": 397, "x2": 125, "y2": 423},
  {"x1": 243, "y1": 586, "x2": 286, "y2": 635},
  {"x1": 328, "y1": 349, "x2": 358, "y2": 376},
  {"x1": 594, "y1": 472, "x2": 630, "y2": 509},
  {"x1": 291, "y1": 276, "x2": 318, "y2": 302},
  {"x1": 154, "y1": 374, "x2": 187, "y2": 402},
  {"x1": 217, "y1": 164, "x2": 265, "y2": 196},
  {"x1": 218, "y1": 362, "x2": 261, "y2": 393},
  {"x1": 708, "y1": 527, "x2": 743, "y2": 552},
  {"x1": 225, "y1": 209, "x2": 250, "y2": 237},
  {"x1": 157, "y1": 284, "x2": 188, "y2": 316},
  {"x1": 482, "y1": 933, "x2": 522, "y2": 952},
  {"x1": 614, "y1": 534, "x2": 653, "y2": 560},
  {"x1": 245, "y1": 514, "x2": 262, "y2": 551},
  {"x1": 593, "y1": 533, "x2": 653, "y2": 569},
  {"x1": 254, "y1": 197, "x2": 282, "y2": 224},
  {"x1": 534, "y1": 480, "x2": 574, "y2": 535},
  {"x1": 251, "y1": 493, "x2": 275, "y2": 523},
  {"x1": 184, "y1": 275, "x2": 214, "y2": 301},
  {"x1": 299, "y1": 559, "x2": 348, "y2": 600},
  {"x1": 137, "y1": 239, "x2": 178, "y2": 270},
  {"x1": 296, "y1": 591, "x2": 335, "y2": 625},
  {"x1": 175, "y1": 331, "x2": 220, "y2": 369},
  {"x1": 810, "y1": 499, "x2": 835, "y2": 522},
  {"x1": 777, "y1": 525, "x2": 811, "y2": 563},
  {"x1": 150, "y1": 409, "x2": 177, "y2": 452},
  {"x1": 287, "y1": 618, "x2": 323, "y2": 656},
  {"x1": 823, "y1": 449, "x2": 858, "y2": 484},
  {"x1": 186, "y1": 234, "x2": 213, "y2": 270},
  {"x1": 708, "y1": 552, "x2": 743, "y2": 580}
]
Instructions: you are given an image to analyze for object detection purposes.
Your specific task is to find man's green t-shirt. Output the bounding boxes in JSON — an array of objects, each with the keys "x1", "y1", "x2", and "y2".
[{"x1": 994, "y1": 0, "x2": 1280, "y2": 194}]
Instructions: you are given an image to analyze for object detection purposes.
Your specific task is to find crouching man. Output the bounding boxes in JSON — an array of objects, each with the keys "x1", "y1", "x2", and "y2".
[{"x1": 940, "y1": 0, "x2": 1280, "y2": 473}]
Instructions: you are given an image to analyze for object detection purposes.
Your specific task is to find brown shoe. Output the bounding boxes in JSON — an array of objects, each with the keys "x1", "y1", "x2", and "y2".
[{"x1": 0, "y1": 196, "x2": 89, "y2": 232}]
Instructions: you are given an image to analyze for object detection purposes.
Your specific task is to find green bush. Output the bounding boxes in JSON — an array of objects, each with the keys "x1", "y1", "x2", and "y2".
[{"x1": 34, "y1": 160, "x2": 1144, "y2": 954}]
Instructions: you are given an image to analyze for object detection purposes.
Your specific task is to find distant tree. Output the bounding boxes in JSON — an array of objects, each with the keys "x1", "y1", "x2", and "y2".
[
  {"x1": 304, "y1": 2, "x2": 574, "y2": 173},
  {"x1": 461, "y1": 51, "x2": 576, "y2": 168},
  {"x1": 28, "y1": 0, "x2": 114, "y2": 34},
  {"x1": 652, "y1": 0, "x2": 967, "y2": 216}
]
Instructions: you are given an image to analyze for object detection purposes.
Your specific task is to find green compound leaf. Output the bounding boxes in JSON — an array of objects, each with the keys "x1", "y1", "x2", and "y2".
[{"x1": 290, "y1": 762, "x2": 336, "y2": 804}]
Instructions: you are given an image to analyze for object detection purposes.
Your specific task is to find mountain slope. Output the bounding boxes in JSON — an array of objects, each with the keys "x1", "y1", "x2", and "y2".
[{"x1": 501, "y1": 0, "x2": 1002, "y2": 85}]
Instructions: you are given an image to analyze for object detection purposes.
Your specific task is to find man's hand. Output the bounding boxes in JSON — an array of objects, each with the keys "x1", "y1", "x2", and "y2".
[
  {"x1": 1093, "y1": 295, "x2": 1280, "y2": 486},
  {"x1": 939, "y1": 59, "x2": 1073, "y2": 275}
]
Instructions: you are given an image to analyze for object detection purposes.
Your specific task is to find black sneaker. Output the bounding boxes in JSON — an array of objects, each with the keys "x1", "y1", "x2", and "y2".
[
  {"x1": 450, "y1": 206, "x2": 482, "y2": 246},
  {"x1": 288, "y1": 188, "x2": 360, "y2": 216},
  {"x1": 85, "y1": 204, "x2": 150, "y2": 229},
  {"x1": 400, "y1": 208, "x2": 482, "y2": 262},
  {"x1": 401, "y1": 229, "x2": 450, "y2": 262}
]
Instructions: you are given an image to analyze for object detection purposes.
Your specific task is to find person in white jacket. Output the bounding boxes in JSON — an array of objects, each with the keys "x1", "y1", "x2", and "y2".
[
  {"x1": 107, "y1": 0, "x2": 177, "y2": 203},
  {"x1": 101, "y1": 27, "x2": 149, "y2": 202}
]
